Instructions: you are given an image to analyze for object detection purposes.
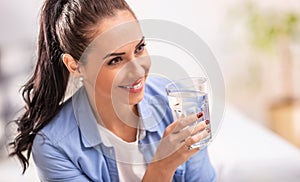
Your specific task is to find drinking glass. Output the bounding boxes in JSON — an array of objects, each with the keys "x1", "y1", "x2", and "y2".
[{"x1": 166, "y1": 77, "x2": 211, "y2": 148}]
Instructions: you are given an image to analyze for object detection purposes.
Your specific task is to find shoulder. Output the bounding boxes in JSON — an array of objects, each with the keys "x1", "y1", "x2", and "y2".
[
  {"x1": 34, "y1": 97, "x2": 79, "y2": 145},
  {"x1": 143, "y1": 75, "x2": 172, "y2": 107},
  {"x1": 144, "y1": 75, "x2": 171, "y2": 97}
]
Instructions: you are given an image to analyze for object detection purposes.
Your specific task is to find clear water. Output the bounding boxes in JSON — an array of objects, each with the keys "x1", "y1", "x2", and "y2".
[{"x1": 168, "y1": 90, "x2": 211, "y2": 148}]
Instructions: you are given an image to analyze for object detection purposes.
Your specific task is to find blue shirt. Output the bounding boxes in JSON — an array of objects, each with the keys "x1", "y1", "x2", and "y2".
[{"x1": 32, "y1": 76, "x2": 216, "y2": 182}]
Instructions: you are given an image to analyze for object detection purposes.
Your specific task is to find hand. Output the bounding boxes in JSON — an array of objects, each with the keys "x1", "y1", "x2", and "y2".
[{"x1": 143, "y1": 112, "x2": 210, "y2": 181}]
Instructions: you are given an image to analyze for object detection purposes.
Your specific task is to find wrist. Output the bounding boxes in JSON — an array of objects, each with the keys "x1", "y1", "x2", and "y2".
[{"x1": 142, "y1": 161, "x2": 175, "y2": 182}]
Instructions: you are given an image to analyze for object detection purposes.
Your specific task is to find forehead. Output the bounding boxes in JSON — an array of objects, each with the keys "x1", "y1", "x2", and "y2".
[
  {"x1": 96, "y1": 10, "x2": 136, "y2": 34},
  {"x1": 81, "y1": 10, "x2": 143, "y2": 61}
]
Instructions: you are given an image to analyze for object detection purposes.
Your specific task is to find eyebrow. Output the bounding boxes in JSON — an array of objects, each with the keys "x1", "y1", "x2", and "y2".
[
  {"x1": 135, "y1": 36, "x2": 145, "y2": 50},
  {"x1": 102, "y1": 36, "x2": 145, "y2": 60},
  {"x1": 103, "y1": 52, "x2": 125, "y2": 60}
]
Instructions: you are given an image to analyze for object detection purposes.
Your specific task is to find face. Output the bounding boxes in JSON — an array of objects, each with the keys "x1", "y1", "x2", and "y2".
[{"x1": 80, "y1": 10, "x2": 151, "y2": 107}]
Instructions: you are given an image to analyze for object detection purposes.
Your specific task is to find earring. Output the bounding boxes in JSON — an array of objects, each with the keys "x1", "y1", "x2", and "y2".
[{"x1": 79, "y1": 76, "x2": 83, "y2": 81}]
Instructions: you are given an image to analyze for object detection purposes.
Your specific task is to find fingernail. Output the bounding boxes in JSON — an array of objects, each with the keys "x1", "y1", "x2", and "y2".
[
  {"x1": 207, "y1": 128, "x2": 211, "y2": 133},
  {"x1": 197, "y1": 112, "x2": 203, "y2": 118},
  {"x1": 205, "y1": 120, "x2": 210, "y2": 125}
]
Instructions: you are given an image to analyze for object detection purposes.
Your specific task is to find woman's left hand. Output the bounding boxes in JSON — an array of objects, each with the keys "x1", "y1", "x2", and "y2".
[{"x1": 142, "y1": 112, "x2": 210, "y2": 182}]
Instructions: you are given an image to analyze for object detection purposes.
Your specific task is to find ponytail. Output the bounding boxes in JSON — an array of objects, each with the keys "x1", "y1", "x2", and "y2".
[
  {"x1": 9, "y1": 0, "x2": 135, "y2": 174},
  {"x1": 9, "y1": 0, "x2": 70, "y2": 173}
]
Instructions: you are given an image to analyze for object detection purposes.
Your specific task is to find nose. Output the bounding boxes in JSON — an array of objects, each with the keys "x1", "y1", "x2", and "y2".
[{"x1": 126, "y1": 56, "x2": 150, "y2": 79}]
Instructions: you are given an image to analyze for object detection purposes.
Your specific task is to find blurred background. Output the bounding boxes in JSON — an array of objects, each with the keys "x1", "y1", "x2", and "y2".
[{"x1": 0, "y1": 0, "x2": 299, "y2": 181}]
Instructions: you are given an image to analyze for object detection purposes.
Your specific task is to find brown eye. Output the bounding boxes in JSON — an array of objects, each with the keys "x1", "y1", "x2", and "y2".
[
  {"x1": 134, "y1": 43, "x2": 146, "y2": 55},
  {"x1": 107, "y1": 57, "x2": 123, "y2": 66}
]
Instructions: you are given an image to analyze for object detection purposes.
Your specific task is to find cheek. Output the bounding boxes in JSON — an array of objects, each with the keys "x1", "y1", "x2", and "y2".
[
  {"x1": 143, "y1": 51, "x2": 151, "y2": 72},
  {"x1": 95, "y1": 67, "x2": 118, "y2": 93},
  {"x1": 82, "y1": 63, "x2": 100, "y2": 89},
  {"x1": 146, "y1": 56, "x2": 151, "y2": 72}
]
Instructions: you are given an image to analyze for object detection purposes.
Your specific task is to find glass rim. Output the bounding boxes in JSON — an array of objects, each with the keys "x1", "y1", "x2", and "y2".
[
  {"x1": 165, "y1": 77, "x2": 208, "y2": 94},
  {"x1": 165, "y1": 76, "x2": 207, "y2": 87}
]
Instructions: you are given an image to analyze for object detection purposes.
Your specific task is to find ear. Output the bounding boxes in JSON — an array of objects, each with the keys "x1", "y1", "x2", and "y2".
[{"x1": 62, "y1": 54, "x2": 80, "y2": 77}]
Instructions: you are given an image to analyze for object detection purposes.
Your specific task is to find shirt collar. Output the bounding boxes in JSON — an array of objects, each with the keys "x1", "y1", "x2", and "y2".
[
  {"x1": 137, "y1": 89, "x2": 167, "y2": 137},
  {"x1": 137, "y1": 94, "x2": 163, "y2": 135},
  {"x1": 73, "y1": 87, "x2": 102, "y2": 148},
  {"x1": 73, "y1": 86, "x2": 163, "y2": 148}
]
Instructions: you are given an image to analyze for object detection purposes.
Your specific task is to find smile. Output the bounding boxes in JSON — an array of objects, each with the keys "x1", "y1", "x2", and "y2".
[{"x1": 118, "y1": 79, "x2": 144, "y2": 93}]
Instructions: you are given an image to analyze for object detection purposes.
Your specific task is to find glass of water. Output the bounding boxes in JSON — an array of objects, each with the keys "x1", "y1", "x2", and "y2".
[{"x1": 165, "y1": 77, "x2": 211, "y2": 148}]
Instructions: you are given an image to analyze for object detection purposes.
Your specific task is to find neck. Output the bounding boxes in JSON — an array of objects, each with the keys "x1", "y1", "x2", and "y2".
[{"x1": 86, "y1": 90, "x2": 139, "y2": 142}]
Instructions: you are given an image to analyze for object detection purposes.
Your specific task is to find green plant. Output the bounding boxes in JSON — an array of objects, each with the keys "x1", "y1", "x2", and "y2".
[
  {"x1": 243, "y1": 2, "x2": 300, "y2": 99},
  {"x1": 246, "y1": 3, "x2": 300, "y2": 52}
]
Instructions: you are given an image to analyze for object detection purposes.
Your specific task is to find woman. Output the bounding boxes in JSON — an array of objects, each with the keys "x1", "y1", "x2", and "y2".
[{"x1": 9, "y1": 0, "x2": 216, "y2": 181}]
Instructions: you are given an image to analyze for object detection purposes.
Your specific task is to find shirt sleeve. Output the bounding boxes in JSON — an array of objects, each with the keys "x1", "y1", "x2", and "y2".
[
  {"x1": 32, "y1": 133, "x2": 91, "y2": 182},
  {"x1": 185, "y1": 147, "x2": 217, "y2": 182}
]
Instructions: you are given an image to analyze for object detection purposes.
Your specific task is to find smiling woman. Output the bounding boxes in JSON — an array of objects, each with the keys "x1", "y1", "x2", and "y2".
[{"x1": 9, "y1": 0, "x2": 216, "y2": 181}]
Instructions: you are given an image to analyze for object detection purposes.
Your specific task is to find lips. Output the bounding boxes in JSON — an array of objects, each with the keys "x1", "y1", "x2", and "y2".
[{"x1": 118, "y1": 78, "x2": 144, "y2": 93}]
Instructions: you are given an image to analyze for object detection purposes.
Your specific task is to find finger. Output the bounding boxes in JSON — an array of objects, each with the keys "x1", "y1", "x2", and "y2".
[
  {"x1": 174, "y1": 120, "x2": 210, "y2": 144},
  {"x1": 191, "y1": 120, "x2": 210, "y2": 135},
  {"x1": 180, "y1": 140, "x2": 200, "y2": 154},
  {"x1": 173, "y1": 126, "x2": 194, "y2": 143},
  {"x1": 185, "y1": 129, "x2": 210, "y2": 147},
  {"x1": 174, "y1": 119, "x2": 209, "y2": 140},
  {"x1": 163, "y1": 120, "x2": 179, "y2": 137},
  {"x1": 173, "y1": 112, "x2": 203, "y2": 133},
  {"x1": 163, "y1": 113, "x2": 193, "y2": 137}
]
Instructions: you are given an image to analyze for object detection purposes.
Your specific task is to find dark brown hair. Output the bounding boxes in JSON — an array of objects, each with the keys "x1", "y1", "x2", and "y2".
[{"x1": 9, "y1": 0, "x2": 134, "y2": 173}]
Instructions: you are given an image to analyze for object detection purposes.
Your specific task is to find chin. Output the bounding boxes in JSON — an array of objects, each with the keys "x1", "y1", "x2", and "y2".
[{"x1": 128, "y1": 89, "x2": 145, "y2": 105}]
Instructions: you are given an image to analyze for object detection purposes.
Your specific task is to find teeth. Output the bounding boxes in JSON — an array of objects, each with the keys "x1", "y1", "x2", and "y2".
[
  {"x1": 120, "y1": 81, "x2": 142, "y2": 89},
  {"x1": 133, "y1": 82, "x2": 142, "y2": 89}
]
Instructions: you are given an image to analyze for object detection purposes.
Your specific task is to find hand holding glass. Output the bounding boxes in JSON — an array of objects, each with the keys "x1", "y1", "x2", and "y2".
[{"x1": 166, "y1": 77, "x2": 212, "y2": 148}]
